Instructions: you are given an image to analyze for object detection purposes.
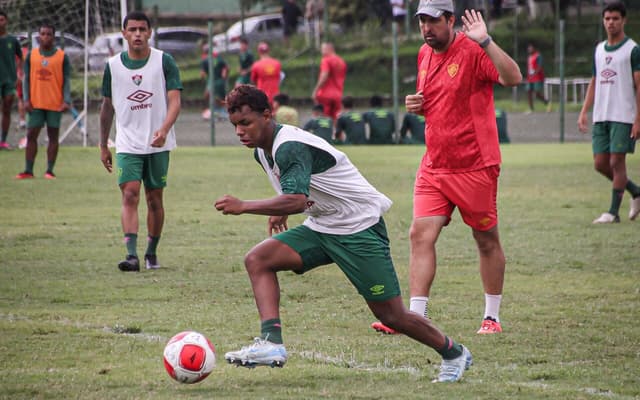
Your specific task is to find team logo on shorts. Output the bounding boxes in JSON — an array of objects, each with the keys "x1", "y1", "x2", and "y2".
[
  {"x1": 369, "y1": 285, "x2": 385, "y2": 296},
  {"x1": 131, "y1": 74, "x2": 143, "y2": 86},
  {"x1": 447, "y1": 63, "x2": 459, "y2": 78}
]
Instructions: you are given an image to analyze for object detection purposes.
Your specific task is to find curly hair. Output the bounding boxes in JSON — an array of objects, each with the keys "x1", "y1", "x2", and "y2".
[{"x1": 226, "y1": 85, "x2": 272, "y2": 114}]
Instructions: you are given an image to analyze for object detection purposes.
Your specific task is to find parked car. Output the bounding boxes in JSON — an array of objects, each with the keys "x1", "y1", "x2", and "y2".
[
  {"x1": 89, "y1": 27, "x2": 207, "y2": 71},
  {"x1": 212, "y1": 13, "x2": 342, "y2": 54},
  {"x1": 14, "y1": 31, "x2": 86, "y2": 71}
]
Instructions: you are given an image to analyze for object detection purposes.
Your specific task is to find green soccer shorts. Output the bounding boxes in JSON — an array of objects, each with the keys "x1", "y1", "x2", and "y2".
[
  {"x1": 592, "y1": 121, "x2": 636, "y2": 154},
  {"x1": 116, "y1": 151, "x2": 170, "y2": 189},
  {"x1": 27, "y1": 109, "x2": 63, "y2": 129},
  {"x1": 274, "y1": 218, "x2": 401, "y2": 302}
]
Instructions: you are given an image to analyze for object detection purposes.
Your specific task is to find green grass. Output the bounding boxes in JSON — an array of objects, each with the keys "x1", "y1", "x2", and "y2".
[{"x1": 1, "y1": 144, "x2": 639, "y2": 399}]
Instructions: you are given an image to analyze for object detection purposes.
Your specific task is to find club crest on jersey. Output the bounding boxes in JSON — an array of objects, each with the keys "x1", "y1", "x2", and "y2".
[
  {"x1": 131, "y1": 74, "x2": 143, "y2": 86},
  {"x1": 605, "y1": 56, "x2": 612, "y2": 64},
  {"x1": 447, "y1": 63, "x2": 459, "y2": 78},
  {"x1": 41, "y1": 59, "x2": 49, "y2": 67}
]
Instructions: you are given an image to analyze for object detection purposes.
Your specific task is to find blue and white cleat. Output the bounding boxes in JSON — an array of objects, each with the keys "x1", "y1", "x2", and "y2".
[
  {"x1": 225, "y1": 337, "x2": 288, "y2": 368},
  {"x1": 434, "y1": 345, "x2": 473, "y2": 383}
]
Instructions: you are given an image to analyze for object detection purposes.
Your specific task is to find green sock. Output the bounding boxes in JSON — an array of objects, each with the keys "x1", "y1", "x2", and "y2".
[
  {"x1": 1, "y1": 131, "x2": 7, "y2": 142},
  {"x1": 145, "y1": 235, "x2": 160, "y2": 255},
  {"x1": 437, "y1": 336, "x2": 463, "y2": 360},
  {"x1": 261, "y1": 318, "x2": 283, "y2": 344},
  {"x1": 47, "y1": 160, "x2": 56, "y2": 173},
  {"x1": 626, "y1": 180, "x2": 640, "y2": 198},
  {"x1": 609, "y1": 189, "x2": 624, "y2": 216},
  {"x1": 25, "y1": 160, "x2": 34, "y2": 174},
  {"x1": 124, "y1": 233, "x2": 138, "y2": 257}
]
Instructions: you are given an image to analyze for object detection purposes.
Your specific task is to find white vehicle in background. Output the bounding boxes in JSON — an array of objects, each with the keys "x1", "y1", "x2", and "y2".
[
  {"x1": 89, "y1": 27, "x2": 207, "y2": 71},
  {"x1": 213, "y1": 13, "x2": 342, "y2": 54}
]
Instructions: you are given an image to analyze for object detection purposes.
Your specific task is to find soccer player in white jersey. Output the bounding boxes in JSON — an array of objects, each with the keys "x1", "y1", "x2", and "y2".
[
  {"x1": 99, "y1": 11, "x2": 182, "y2": 271},
  {"x1": 214, "y1": 85, "x2": 473, "y2": 383},
  {"x1": 578, "y1": 1, "x2": 640, "y2": 224}
]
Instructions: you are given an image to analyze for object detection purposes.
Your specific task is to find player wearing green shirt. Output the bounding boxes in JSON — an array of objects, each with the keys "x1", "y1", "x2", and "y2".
[
  {"x1": 335, "y1": 96, "x2": 366, "y2": 145},
  {"x1": 363, "y1": 95, "x2": 396, "y2": 144},
  {"x1": 0, "y1": 10, "x2": 23, "y2": 148},
  {"x1": 302, "y1": 104, "x2": 333, "y2": 143},
  {"x1": 235, "y1": 37, "x2": 254, "y2": 86},
  {"x1": 214, "y1": 85, "x2": 473, "y2": 383},
  {"x1": 400, "y1": 112, "x2": 426, "y2": 144}
]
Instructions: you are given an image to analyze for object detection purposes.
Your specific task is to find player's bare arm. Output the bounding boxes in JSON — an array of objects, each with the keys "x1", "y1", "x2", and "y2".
[
  {"x1": 99, "y1": 97, "x2": 115, "y2": 172},
  {"x1": 632, "y1": 70, "x2": 640, "y2": 139},
  {"x1": 215, "y1": 193, "x2": 307, "y2": 216},
  {"x1": 461, "y1": 9, "x2": 521, "y2": 87},
  {"x1": 578, "y1": 77, "x2": 596, "y2": 134},
  {"x1": 152, "y1": 89, "x2": 181, "y2": 147}
]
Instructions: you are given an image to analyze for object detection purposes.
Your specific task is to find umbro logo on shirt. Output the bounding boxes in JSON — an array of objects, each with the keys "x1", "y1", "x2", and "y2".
[{"x1": 127, "y1": 90, "x2": 153, "y2": 110}]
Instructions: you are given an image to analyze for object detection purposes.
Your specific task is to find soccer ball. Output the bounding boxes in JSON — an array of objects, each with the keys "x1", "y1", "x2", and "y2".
[{"x1": 163, "y1": 331, "x2": 216, "y2": 384}]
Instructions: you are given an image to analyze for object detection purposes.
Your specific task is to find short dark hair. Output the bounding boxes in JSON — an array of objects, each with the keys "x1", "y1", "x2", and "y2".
[
  {"x1": 603, "y1": 1, "x2": 626, "y2": 17},
  {"x1": 226, "y1": 85, "x2": 271, "y2": 114},
  {"x1": 240, "y1": 37, "x2": 249, "y2": 45},
  {"x1": 273, "y1": 93, "x2": 290, "y2": 106},
  {"x1": 123, "y1": 11, "x2": 151, "y2": 30},
  {"x1": 0, "y1": 10, "x2": 7, "y2": 19},
  {"x1": 342, "y1": 96, "x2": 354, "y2": 108},
  {"x1": 370, "y1": 95, "x2": 383, "y2": 108},
  {"x1": 312, "y1": 104, "x2": 324, "y2": 113},
  {"x1": 40, "y1": 23, "x2": 55, "y2": 36}
]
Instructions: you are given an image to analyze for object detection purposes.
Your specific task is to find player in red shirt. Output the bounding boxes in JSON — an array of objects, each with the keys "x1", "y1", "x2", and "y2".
[
  {"x1": 312, "y1": 42, "x2": 346, "y2": 121},
  {"x1": 250, "y1": 42, "x2": 281, "y2": 104},
  {"x1": 526, "y1": 43, "x2": 549, "y2": 112},
  {"x1": 371, "y1": 0, "x2": 521, "y2": 336}
]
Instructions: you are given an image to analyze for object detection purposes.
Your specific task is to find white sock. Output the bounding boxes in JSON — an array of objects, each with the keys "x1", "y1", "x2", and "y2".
[
  {"x1": 410, "y1": 296, "x2": 429, "y2": 318},
  {"x1": 484, "y1": 293, "x2": 502, "y2": 322}
]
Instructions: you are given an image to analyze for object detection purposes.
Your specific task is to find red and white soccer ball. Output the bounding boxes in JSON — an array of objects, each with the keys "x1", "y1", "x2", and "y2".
[{"x1": 163, "y1": 331, "x2": 216, "y2": 384}]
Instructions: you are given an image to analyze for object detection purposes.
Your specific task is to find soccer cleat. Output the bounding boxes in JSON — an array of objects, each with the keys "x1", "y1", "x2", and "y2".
[
  {"x1": 371, "y1": 321, "x2": 399, "y2": 335},
  {"x1": 592, "y1": 212, "x2": 620, "y2": 224},
  {"x1": 44, "y1": 171, "x2": 56, "y2": 180},
  {"x1": 118, "y1": 255, "x2": 140, "y2": 272},
  {"x1": 629, "y1": 196, "x2": 640, "y2": 221},
  {"x1": 435, "y1": 345, "x2": 473, "y2": 383},
  {"x1": 477, "y1": 317, "x2": 502, "y2": 334},
  {"x1": 224, "y1": 337, "x2": 288, "y2": 368},
  {"x1": 15, "y1": 171, "x2": 34, "y2": 179},
  {"x1": 144, "y1": 254, "x2": 160, "y2": 270},
  {"x1": 0, "y1": 141, "x2": 11, "y2": 150}
]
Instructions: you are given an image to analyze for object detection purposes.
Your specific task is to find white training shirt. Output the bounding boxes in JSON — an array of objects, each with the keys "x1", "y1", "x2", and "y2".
[
  {"x1": 593, "y1": 38, "x2": 638, "y2": 124},
  {"x1": 256, "y1": 125, "x2": 393, "y2": 235},
  {"x1": 109, "y1": 47, "x2": 177, "y2": 154}
]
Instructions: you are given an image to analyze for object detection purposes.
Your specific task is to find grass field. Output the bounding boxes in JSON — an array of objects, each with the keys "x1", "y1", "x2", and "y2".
[{"x1": 1, "y1": 144, "x2": 639, "y2": 399}]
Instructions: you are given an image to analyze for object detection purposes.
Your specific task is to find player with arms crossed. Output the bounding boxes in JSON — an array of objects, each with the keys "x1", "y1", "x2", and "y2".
[
  {"x1": 214, "y1": 84, "x2": 473, "y2": 383},
  {"x1": 578, "y1": 1, "x2": 640, "y2": 224},
  {"x1": 372, "y1": 0, "x2": 522, "y2": 335},
  {"x1": 99, "y1": 11, "x2": 182, "y2": 271}
]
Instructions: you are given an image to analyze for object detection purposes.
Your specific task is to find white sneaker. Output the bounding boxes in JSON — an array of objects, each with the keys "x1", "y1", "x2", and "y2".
[
  {"x1": 629, "y1": 196, "x2": 640, "y2": 221},
  {"x1": 225, "y1": 337, "x2": 287, "y2": 368},
  {"x1": 434, "y1": 345, "x2": 473, "y2": 383},
  {"x1": 592, "y1": 212, "x2": 620, "y2": 224}
]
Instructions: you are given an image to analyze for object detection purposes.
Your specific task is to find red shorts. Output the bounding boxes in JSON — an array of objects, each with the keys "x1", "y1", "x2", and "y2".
[
  {"x1": 315, "y1": 95, "x2": 341, "y2": 121},
  {"x1": 413, "y1": 165, "x2": 500, "y2": 231}
]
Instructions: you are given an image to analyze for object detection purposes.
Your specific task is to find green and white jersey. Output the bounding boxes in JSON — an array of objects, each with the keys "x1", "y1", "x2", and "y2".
[
  {"x1": 255, "y1": 124, "x2": 392, "y2": 235},
  {"x1": 103, "y1": 47, "x2": 182, "y2": 154},
  {"x1": 0, "y1": 34, "x2": 22, "y2": 85},
  {"x1": 593, "y1": 37, "x2": 640, "y2": 124}
]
